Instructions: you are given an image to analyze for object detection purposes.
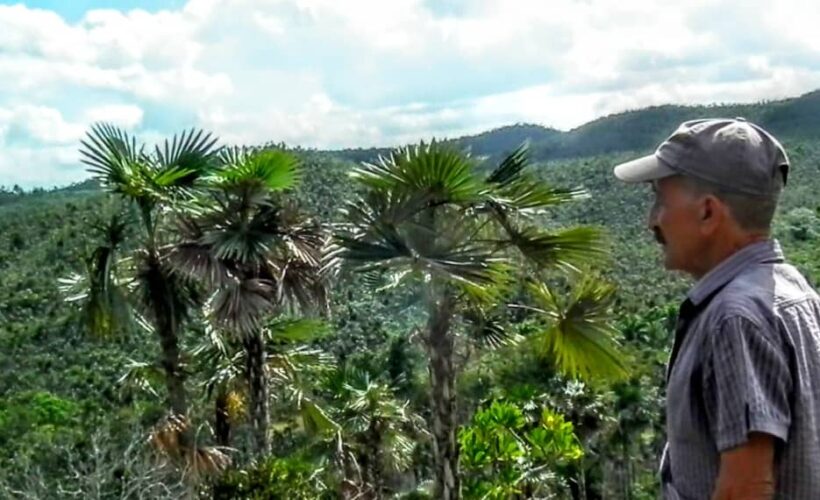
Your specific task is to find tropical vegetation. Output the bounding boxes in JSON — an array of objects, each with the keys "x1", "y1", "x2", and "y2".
[{"x1": 2, "y1": 91, "x2": 820, "y2": 498}]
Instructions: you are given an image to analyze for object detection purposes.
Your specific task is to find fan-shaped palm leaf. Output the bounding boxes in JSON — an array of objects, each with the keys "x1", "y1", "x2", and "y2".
[
  {"x1": 462, "y1": 307, "x2": 522, "y2": 350},
  {"x1": 80, "y1": 123, "x2": 146, "y2": 197},
  {"x1": 208, "y1": 277, "x2": 274, "y2": 336},
  {"x1": 351, "y1": 142, "x2": 483, "y2": 203},
  {"x1": 149, "y1": 415, "x2": 232, "y2": 480},
  {"x1": 334, "y1": 196, "x2": 504, "y2": 286},
  {"x1": 81, "y1": 124, "x2": 219, "y2": 204},
  {"x1": 213, "y1": 148, "x2": 300, "y2": 192},
  {"x1": 505, "y1": 225, "x2": 607, "y2": 271},
  {"x1": 153, "y1": 128, "x2": 219, "y2": 188},
  {"x1": 524, "y1": 279, "x2": 628, "y2": 380},
  {"x1": 330, "y1": 370, "x2": 424, "y2": 483},
  {"x1": 299, "y1": 398, "x2": 340, "y2": 436},
  {"x1": 166, "y1": 225, "x2": 232, "y2": 288}
]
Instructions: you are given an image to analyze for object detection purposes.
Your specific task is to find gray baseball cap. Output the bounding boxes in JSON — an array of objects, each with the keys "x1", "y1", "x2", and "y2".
[{"x1": 613, "y1": 118, "x2": 789, "y2": 196}]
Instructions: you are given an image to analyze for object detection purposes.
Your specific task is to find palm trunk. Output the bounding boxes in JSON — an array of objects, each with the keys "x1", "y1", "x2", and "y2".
[
  {"x1": 243, "y1": 332, "x2": 270, "y2": 455},
  {"x1": 363, "y1": 421, "x2": 385, "y2": 499},
  {"x1": 215, "y1": 390, "x2": 231, "y2": 447},
  {"x1": 335, "y1": 436, "x2": 358, "y2": 499},
  {"x1": 426, "y1": 294, "x2": 460, "y2": 500},
  {"x1": 144, "y1": 251, "x2": 188, "y2": 419},
  {"x1": 158, "y1": 323, "x2": 187, "y2": 418}
]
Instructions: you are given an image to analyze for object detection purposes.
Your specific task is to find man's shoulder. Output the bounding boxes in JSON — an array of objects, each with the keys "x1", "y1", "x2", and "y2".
[{"x1": 706, "y1": 262, "x2": 818, "y2": 325}]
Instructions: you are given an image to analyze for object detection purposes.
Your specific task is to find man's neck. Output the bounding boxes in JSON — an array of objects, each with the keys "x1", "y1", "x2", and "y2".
[{"x1": 689, "y1": 233, "x2": 769, "y2": 281}]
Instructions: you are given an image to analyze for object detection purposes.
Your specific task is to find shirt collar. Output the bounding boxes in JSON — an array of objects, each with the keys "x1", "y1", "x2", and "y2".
[{"x1": 686, "y1": 239, "x2": 784, "y2": 306}]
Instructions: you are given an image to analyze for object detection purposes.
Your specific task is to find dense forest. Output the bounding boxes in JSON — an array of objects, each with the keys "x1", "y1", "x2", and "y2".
[{"x1": 2, "y1": 91, "x2": 820, "y2": 499}]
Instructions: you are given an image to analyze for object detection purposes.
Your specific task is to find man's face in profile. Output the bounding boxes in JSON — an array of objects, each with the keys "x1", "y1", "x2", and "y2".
[{"x1": 648, "y1": 176, "x2": 707, "y2": 275}]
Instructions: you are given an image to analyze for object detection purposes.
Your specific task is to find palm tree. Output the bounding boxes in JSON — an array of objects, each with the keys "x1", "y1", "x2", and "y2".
[
  {"x1": 60, "y1": 209, "x2": 133, "y2": 340},
  {"x1": 325, "y1": 369, "x2": 426, "y2": 499},
  {"x1": 332, "y1": 142, "x2": 624, "y2": 499},
  {"x1": 170, "y1": 147, "x2": 329, "y2": 455},
  {"x1": 74, "y1": 124, "x2": 220, "y2": 420}
]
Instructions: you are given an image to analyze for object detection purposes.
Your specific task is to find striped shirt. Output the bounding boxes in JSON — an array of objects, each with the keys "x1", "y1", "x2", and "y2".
[{"x1": 660, "y1": 240, "x2": 820, "y2": 499}]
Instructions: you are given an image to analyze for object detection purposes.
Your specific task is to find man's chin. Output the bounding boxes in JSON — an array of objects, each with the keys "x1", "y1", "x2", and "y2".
[{"x1": 661, "y1": 250, "x2": 678, "y2": 271}]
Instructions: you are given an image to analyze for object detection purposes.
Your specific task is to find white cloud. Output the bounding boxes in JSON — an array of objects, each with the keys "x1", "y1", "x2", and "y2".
[
  {"x1": 84, "y1": 104, "x2": 144, "y2": 129},
  {"x1": 2, "y1": 0, "x2": 820, "y2": 186},
  {"x1": 0, "y1": 105, "x2": 85, "y2": 144}
]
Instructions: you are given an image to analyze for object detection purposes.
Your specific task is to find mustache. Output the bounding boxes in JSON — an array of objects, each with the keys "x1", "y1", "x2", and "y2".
[{"x1": 652, "y1": 226, "x2": 666, "y2": 245}]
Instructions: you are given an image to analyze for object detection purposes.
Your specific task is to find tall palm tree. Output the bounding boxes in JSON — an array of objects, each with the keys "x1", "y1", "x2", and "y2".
[
  {"x1": 332, "y1": 142, "x2": 625, "y2": 499},
  {"x1": 74, "y1": 124, "x2": 220, "y2": 420},
  {"x1": 170, "y1": 147, "x2": 329, "y2": 455}
]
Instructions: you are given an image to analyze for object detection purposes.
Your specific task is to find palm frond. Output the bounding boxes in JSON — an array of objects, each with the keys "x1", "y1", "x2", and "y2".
[
  {"x1": 116, "y1": 359, "x2": 164, "y2": 399},
  {"x1": 182, "y1": 445, "x2": 232, "y2": 481},
  {"x1": 334, "y1": 195, "x2": 505, "y2": 286},
  {"x1": 207, "y1": 277, "x2": 274, "y2": 336},
  {"x1": 214, "y1": 148, "x2": 301, "y2": 192},
  {"x1": 191, "y1": 326, "x2": 243, "y2": 396},
  {"x1": 383, "y1": 431, "x2": 417, "y2": 472},
  {"x1": 489, "y1": 178, "x2": 587, "y2": 212},
  {"x1": 166, "y1": 240, "x2": 232, "y2": 288},
  {"x1": 149, "y1": 415, "x2": 232, "y2": 480},
  {"x1": 263, "y1": 256, "x2": 328, "y2": 314},
  {"x1": 268, "y1": 345, "x2": 334, "y2": 383},
  {"x1": 506, "y1": 225, "x2": 607, "y2": 271},
  {"x1": 483, "y1": 144, "x2": 587, "y2": 212},
  {"x1": 299, "y1": 398, "x2": 340, "y2": 436},
  {"x1": 198, "y1": 217, "x2": 275, "y2": 265},
  {"x1": 462, "y1": 307, "x2": 522, "y2": 350},
  {"x1": 486, "y1": 144, "x2": 529, "y2": 186},
  {"x1": 149, "y1": 414, "x2": 190, "y2": 458},
  {"x1": 350, "y1": 141, "x2": 482, "y2": 203},
  {"x1": 153, "y1": 128, "x2": 219, "y2": 188},
  {"x1": 525, "y1": 279, "x2": 628, "y2": 380},
  {"x1": 79, "y1": 123, "x2": 146, "y2": 197},
  {"x1": 266, "y1": 318, "x2": 330, "y2": 343}
]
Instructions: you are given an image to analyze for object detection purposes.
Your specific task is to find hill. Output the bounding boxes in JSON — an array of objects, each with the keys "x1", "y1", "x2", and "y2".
[{"x1": 330, "y1": 89, "x2": 820, "y2": 164}]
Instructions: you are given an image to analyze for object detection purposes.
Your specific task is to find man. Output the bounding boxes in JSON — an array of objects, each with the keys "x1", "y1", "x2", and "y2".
[{"x1": 613, "y1": 118, "x2": 820, "y2": 499}]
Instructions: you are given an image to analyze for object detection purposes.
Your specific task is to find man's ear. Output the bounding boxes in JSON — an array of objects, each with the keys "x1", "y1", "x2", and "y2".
[{"x1": 699, "y1": 195, "x2": 723, "y2": 233}]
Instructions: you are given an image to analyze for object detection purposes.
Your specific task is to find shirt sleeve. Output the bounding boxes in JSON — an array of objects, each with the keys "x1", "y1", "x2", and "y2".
[{"x1": 703, "y1": 315, "x2": 792, "y2": 452}]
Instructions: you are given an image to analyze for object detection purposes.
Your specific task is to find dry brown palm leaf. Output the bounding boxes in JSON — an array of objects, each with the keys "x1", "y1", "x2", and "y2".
[
  {"x1": 182, "y1": 446, "x2": 232, "y2": 481},
  {"x1": 149, "y1": 414, "x2": 190, "y2": 460},
  {"x1": 148, "y1": 414, "x2": 233, "y2": 482}
]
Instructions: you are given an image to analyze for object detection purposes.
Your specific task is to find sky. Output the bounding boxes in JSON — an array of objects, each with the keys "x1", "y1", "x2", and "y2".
[{"x1": 2, "y1": 0, "x2": 820, "y2": 187}]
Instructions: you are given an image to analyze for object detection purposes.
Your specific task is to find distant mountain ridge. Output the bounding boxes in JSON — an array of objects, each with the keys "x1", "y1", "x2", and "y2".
[
  {"x1": 49, "y1": 89, "x2": 820, "y2": 194},
  {"x1": 333, "y1": 89, "x2": 820, "y2": 164}
]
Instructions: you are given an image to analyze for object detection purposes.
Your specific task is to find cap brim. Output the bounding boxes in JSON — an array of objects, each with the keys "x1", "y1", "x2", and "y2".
[{"x1": 613, "y1": 154, "x2": 676, "y2": 183}]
